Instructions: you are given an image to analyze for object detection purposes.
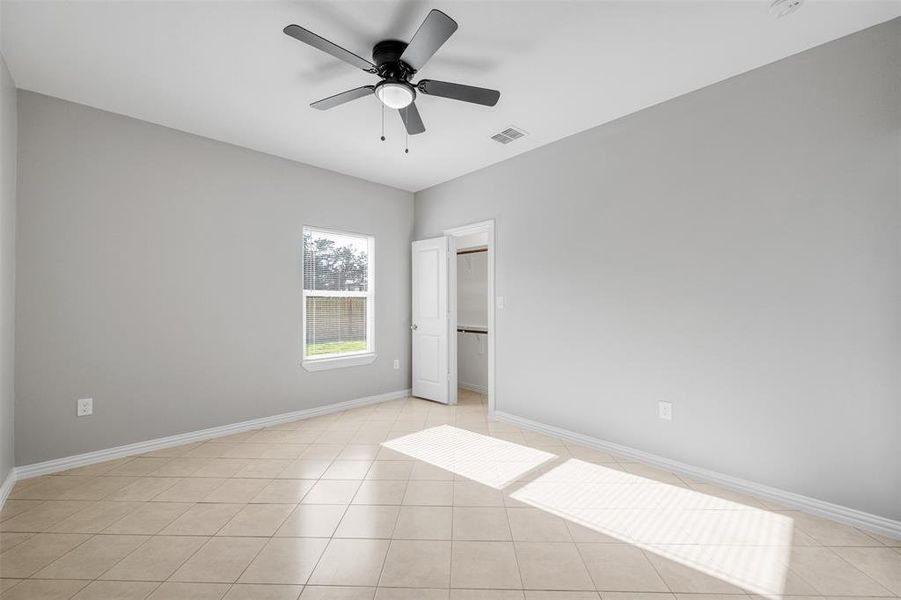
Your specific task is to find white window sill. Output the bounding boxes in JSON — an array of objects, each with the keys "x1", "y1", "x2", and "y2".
[{"x1": 302, "y1": 353, "x2": 377, "y2": 372}]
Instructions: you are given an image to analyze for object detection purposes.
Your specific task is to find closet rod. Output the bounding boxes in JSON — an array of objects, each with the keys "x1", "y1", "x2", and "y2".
[
  {"x1": 457, "y1": 248, "x2": 488, "y2": 256},
  {"x1": 457, "y1": 328, "x2": 488, "y2": 334}
]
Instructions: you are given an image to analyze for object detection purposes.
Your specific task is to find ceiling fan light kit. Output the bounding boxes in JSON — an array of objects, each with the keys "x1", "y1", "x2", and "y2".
[
  {"x1": 283, "y1": 8, "x2": 501, "y2": 149},
  {"x1": 375, "y1": 81, "x2": 415, "y2": 110}
]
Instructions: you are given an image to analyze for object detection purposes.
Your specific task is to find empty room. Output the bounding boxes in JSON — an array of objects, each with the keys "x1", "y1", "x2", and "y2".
[{"x1": 0, "y1": 1, "x2": 899, "y2": 599}]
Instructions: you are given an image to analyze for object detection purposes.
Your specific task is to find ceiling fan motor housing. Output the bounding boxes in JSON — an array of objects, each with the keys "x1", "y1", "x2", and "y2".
[{"x1": 373, "y1": 40, "x2": 414, "y2": 80}]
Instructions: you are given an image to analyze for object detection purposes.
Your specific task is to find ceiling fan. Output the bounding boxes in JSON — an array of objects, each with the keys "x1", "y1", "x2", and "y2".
[{"x1": 283, "y1": 9, "x2": 500, "y2": 137}]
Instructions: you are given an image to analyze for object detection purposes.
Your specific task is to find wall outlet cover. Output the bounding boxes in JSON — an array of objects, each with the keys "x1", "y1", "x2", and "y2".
[
  {"x1": 393, "y1": 359, "x2": 400, "y2": 370},
  {"x1": 658, "y1": 401, "x2": 672, "y2": 421},
  {"x1": 77, "y1": 398, "x2": 93, "y2": 417}
]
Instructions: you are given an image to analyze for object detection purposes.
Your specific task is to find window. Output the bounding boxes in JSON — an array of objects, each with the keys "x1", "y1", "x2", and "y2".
[{"x1": 302, "y1": 227, "x2": 375, "y2": 370}]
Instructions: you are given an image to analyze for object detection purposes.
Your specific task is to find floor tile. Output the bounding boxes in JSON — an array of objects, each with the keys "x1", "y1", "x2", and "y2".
[
  {"x1": 0, "y1": 531, "x2": 34, "y2": 553},
  {"x1": 450, "y1": 541, "x2": 522, "y2": 590},
  {"x1": 378, "y1": 589, "x2": 449, "y2": 599},
  {"x1": 108, "y1": 459, "x2": 174, "y2": 477},
  {"x1": 275, "y1": 504, "x2": 347, "y2": 537},
  {"x1": 239, "y1": 537, "x2": 329, "y2": 585},
  {"x1": 578, "y1": 544, "x2": 668, "y2": 592},
  {"x1": 217, "y1": 504, "x2": 294, "y2": 537},
  {"x1": 159, "y1": 503, "x2": 244, "y2": 535},
  {"x1": 597, "y1": 595, "x2": 674, "y2": 600},
  {"x1": 60, "y1": 477, "x2": 138, "y2": 500},
  {"x1": 34, "y1": 534, "x2": 147, "y2": 580},
  {"x1": 0, "y1": 578, "x2": 21, "y2": 592},
  {"x1": 146, "y1": 582, "x2": 231, "y2": 600},
  {"x1": 204, "y1": 480, "x2": 271, "y2": 503},
  {"x1": 0, "y1": 533, "x2": 91, "y2": 577},
  {"x1": 308, "y1": 538, "x2": 390, "y2": 586},
  {"x1": 338, "y1": 445, "x2": 381, "y2": 460},
  {"x1": 170, "y1": 537, "x2": 267, "y2": 583},
  {"x1": 150, "y1": 458, "x2": 211, "y2": 477},
  {"x1": 453, "y1": 508, "x2": 511, "y2": 541},
  {"x1": 302, "y1": 481, "x2": 361, "y2": 505},
  {"x1": 299, "y1": 586, "x2": 375, "y2": 599},
  {"x1": 70, "y1": 580, "x2": 158, "y2": 600},
  {"x1": 524, "y1": 593, "x2": 600, "y2": 600},
  {"x1": 102, "y1": 502, "x2": 193, "y2": 534},
  {"x1": 832, "y1": 546, "x2": 901, "y2": 594},
  {"x1": 47, "y1": 501, "x2": 141, "y2": 534},
  {"x1": 353, "y1": 481, "x2": 408, "y2": 506},
  {"x1": 194, "y1": 459, "x2": 254, "y2": 479},
  {"x1": 322, "y1": 461, "x2": 374, "y2": 480},
  {"x1": 379, "y1": 539, "x2": 452, "y2": 588},
  {"x1": 403, "y1": 481, "x2": 453, "y2": 506},
  {"x1": 641, "y1": 551, "x2": 747, "y2": 594},
  {"x1": 1, "y1": 501, "x2": 92, "y2": 532},
  {"x1": 366, "y1": 462, "x2": 414, "y2": 481},
  {"x1": 233, "y1": 461, "x2": 292, "y2": 479},
  {"x1": 250, "y1": 480, "x2": 315, "y2": 504},
  {"x1": 277, "y1": 460, "x2": 332, "y2": 480},
  {"x1": 335, "y1": 505, "x2": 399, "y2": 538},
  {"x1": 100, "y1": 535, "x2": 207, "y2": 581},
  {"x1": 507, "y1": 508, "x2": 572, "y2": 541},
  {"x1": 393, "y1": 506, "x2": 452, "y2": 540},
  {"x1": 787, "y1": 511, "x2": 884, "y2": 546},
  {"x1": 105, "y1": 478, "x2": 181, "y2": 501},
  {"x1": 0, "y1": 500, "x2": 44, "y2": 522},
  {"x1": 152, "y1": 479, "x2": 227, "y2": 503},
  {"x1": 222, "y1": 584, "x2": 303, "y2": 600},
  {"x1": 786, "y1": 547, "x2": 893, "y2": 596},
  {"x1": 450, "y1": 592, "x2": 524, "y2": 600},
  {"x1": 452, "y1": 481, "x2": 505, "y2": 507},
  {"x1": 514, "y1": 542, "x2": 594, "y2": 591},
  {"x1": 0, "y1": 579, "x2": 87, "y2": 600}
]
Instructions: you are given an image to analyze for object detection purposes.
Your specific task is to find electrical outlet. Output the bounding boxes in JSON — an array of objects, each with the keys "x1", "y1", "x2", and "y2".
[
  {"x1": 658, "y1": 401, "x2": 672, "y2": 421},
  {"x1": 496, "y1": 296, "x2": 505, "y2": 309},
  {"x1": 393, "y1": 359, "x2": 400, "y2": 370},
  {"x1": 77, "y1": 398, "x2": 93, "y2": 417}
]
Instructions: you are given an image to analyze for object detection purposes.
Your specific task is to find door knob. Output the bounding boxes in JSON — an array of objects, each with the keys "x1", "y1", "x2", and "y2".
[{"x1": 411, "y1": 324, "x2": 418, "y2": 330}]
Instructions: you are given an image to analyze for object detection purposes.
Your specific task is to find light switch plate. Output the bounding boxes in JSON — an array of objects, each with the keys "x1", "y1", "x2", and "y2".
[{"x1": 77, "y1": 398, "x2": 93, "y2": 417}]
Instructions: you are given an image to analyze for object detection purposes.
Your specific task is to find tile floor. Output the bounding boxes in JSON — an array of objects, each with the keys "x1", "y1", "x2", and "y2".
[{"x1": 1, "y1": 389, "x2": 899, "y2": 600}]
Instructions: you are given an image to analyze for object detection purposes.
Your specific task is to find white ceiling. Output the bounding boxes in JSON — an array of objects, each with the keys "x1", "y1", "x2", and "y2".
[{"x1": 2, "y1": 1, "x2": 899, "y2": 192}]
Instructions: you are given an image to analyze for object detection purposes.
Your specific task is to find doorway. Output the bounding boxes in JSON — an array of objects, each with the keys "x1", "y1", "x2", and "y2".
[
  {"x1": 446, "y1": 220, "x2": 495, "y2": 414},
  {"x1": 410, "y1": 220, "x2": 495, "y2": 413}
]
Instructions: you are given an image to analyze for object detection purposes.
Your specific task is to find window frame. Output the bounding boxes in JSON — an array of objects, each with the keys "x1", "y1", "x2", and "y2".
[{"x1": 301, "y1": 225, "x2": 376, "y2": 372}]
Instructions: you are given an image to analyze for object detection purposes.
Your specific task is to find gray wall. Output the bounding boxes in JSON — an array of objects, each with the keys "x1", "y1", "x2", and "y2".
[
  {"x1": 0, "y1": 52, "x2": 17, "y2": 485},
  {"x1": 415, "y1": 19, "x2": 901, "y2": 520},
  {"x1": 15, "y1": 92, "x2": 413, "y2": 465}
]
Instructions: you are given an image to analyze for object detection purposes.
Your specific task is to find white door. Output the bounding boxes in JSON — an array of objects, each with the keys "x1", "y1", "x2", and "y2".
[{"x1": 412, "y1": 236, "x2": 453, "y2": 403}]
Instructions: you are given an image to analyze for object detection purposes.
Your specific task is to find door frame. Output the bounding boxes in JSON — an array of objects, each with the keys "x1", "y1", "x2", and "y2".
[{"x1": 444, "y1": 219, "x2": 496, "y2": 415}]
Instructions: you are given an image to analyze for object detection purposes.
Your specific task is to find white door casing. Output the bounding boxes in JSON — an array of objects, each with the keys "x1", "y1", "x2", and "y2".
[{"x1": 411, "y1": 236, "x2": 453, "y2": 403}]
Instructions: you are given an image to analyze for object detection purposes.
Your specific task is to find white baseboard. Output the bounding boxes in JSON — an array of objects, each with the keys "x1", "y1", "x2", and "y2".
[
  {"x1": 14, "y1": 389, "x2": 411, "y2": 482},
  {"x1": 494, "y1": 410, "x2": 901, "y2": 541},
  {"x1": 0, "y1": 468, "x2": 15, "y2": 509},
  {"x1": 459, "y1": 382, "x2": 488, "y2": 394}
]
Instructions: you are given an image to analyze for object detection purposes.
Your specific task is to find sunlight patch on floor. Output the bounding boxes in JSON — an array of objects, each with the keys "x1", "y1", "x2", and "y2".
[
  {"x1": 381, "y1": 425, "x2": 555, "y2": 488},
  {"x1": 510, "y1": 458, "x2": 794, "y2": 599}
]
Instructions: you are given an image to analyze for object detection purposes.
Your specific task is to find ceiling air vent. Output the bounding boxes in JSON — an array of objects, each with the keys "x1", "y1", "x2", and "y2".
[{"x1": 491, "y1": 126, "x2": 528, "y2": 144}]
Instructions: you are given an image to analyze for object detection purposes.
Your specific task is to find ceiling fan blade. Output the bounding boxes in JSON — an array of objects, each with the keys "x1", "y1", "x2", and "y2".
[
  {"x1": 399, "y1": 103, "x2": 426, "y2": 135},
  {"x1": 400, "y1": 10, "x2": 458, "y2": 72},
  {"x1": 311, "y1": 86, "x2": 375, "y2": 110},
  {"x1": 417, "y1": 79, "x2": 500, "y2": 106},
  {"x1": 284, "y1": 24, "x2": 376, "y2": 72}
]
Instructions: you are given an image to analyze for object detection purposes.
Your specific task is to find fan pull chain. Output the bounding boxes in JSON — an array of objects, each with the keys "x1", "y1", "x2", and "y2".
[
  {"x1": 380, "y1": 103, "x2": 385, "y2": 141},
  {"x1": 405, "y1": 127, "x2": 409, "y2": 155}
]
